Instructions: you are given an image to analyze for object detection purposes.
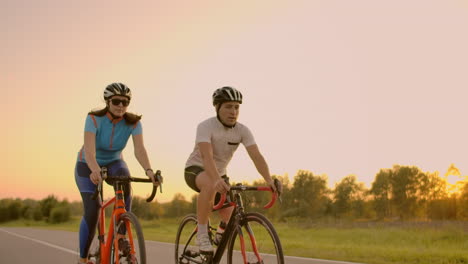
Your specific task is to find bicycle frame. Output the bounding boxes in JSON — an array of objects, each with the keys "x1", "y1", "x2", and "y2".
[
  {"x1": 91, "y1": 169, "x2": 161, "y2": 264},
  {"x1": 215, "y1": 187, "x2": 277, "y2": 264},
  {"x1": 97, "y1": 186, "x2": 128, "y2": 264},
  {"x1": 210, "y1": 192, "x2": 243, "y2": 263}
]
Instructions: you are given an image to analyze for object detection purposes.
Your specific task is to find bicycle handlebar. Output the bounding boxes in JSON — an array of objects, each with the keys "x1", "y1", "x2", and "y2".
[
  {"x1": 91, "y1": 169, "x2": 163, "y2": 202},
  {"x1": 144, "y1": 170, "x2": 163, "y2": 202},
  {"x1": 213, "y1": 184, "x2": 279, "y2": 210}
]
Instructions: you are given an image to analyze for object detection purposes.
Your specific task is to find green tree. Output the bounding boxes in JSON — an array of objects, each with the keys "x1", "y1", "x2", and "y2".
[
  {"x1": 370, "y1": 169, "x2": 392, "y2": 219},
  {"x1": 69, "y1": 200, "x2": 84, "y2": 217},
  {"x1": 39, "y1": 195, "x2": 59, "y2": 221},
  {"x1": 285, "y1": 170, "x2": 330, "y2": 218},
  {"x1": 48, "y1": 199, "x2": 71, "y2": 223},
  {"x1": 0, "y1": 199, "x2": 25, "y2": 222},
  {"x1": 190, "y1": 195, "x2": 197, "y2": 214},
  {"x1": 21, "y1": 199, "x2": 39, "y2": 220},
  {"x1": 0, "y1": 199, "x2": 12, "y2": 222},
  {"x1": 148, "y1": 200, "x2": 164, "y2": 219},
  {"x1": 50, "y1": 205, "x2": 71, "y2": 223},
  {"x1": 7, "y1": 199, "x2": 23, "y2": 221},
  {"x1": 422, "y1": 172, "x2": 450, "y2": 220},
  {"x1": 457, "y1": 181, "x2": 468, "y2": 220},
  {"x1": 131, "y1": 196, "x2": 151, "y2": 219},
  {"x1": 32, "y1": 205, "x2": 43, "y2": 221},
  {"x1": 390, "y1": 165, "x2": 425, "y2": 220},
  {"x1": 164, "y1": 193, "x2": 191, "y2": 218},
  {"x1": 333, "y1": 175, "x2": 367, "y2": 219}
]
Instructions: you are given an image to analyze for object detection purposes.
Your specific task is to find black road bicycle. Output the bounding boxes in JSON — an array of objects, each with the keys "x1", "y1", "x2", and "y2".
[{"x1": 175, "y1": 179, "x2": 284, "y2": 264}]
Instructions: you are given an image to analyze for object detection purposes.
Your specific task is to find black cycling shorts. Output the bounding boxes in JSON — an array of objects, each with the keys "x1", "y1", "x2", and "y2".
[{"x1": 184, "y1": 165, "x2": 229, "y2": 205}]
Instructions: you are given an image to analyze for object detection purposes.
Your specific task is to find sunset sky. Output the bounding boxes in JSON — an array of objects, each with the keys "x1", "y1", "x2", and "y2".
[{"x1": 3, "y1": 0, "x2": 468, "y2": 202}]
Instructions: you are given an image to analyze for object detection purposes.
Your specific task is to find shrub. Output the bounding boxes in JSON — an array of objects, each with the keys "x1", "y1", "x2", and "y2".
[{"x1": 49, "y1": 206, "x2": 71, "y2": 224}]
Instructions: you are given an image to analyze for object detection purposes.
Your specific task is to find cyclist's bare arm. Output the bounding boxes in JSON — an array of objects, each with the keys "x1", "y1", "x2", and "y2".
[
  {"x1": 246, "y1": 144, "x2": 276, "y2": 192},
  {"x1": 132, "y1": 133, "x2": 160, "y2": 185},
  {"x1": 84, "y1": 131, "x2": 101, "y2": 184},
  {"x1": 198, "y1": 142, "x2": 229, "y2": 193},
  {"x1": 132, "y1": 134, "x2": 151, "y2": 170}
]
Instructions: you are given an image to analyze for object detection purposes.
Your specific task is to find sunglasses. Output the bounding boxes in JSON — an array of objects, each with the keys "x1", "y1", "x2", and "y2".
[{"x1": 110, "y1": 98, "x2": 130, "y2": 107}]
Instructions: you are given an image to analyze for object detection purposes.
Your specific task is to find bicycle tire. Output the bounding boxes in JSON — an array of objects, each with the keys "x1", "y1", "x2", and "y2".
[
  {"x1": 227, "y1": 212, "x2": 284, "y2": 264},
  {"x1": 175, "y1": 214, "x2": 202, "y2": 264},
  {"x1": 108, "y1": 212, "x2": 146, "y2": 264}
]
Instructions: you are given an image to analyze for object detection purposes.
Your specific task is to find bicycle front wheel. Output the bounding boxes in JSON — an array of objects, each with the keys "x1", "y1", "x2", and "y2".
[
  {"x1": 108, "y1": 212, "x2": 146, "y2": 264},
  {"x1": 227, "y1": 212, "x2": 284, "y2": 264},
  {"x1": 175, "y1": 214, "x2": 202, "y2": 264}
]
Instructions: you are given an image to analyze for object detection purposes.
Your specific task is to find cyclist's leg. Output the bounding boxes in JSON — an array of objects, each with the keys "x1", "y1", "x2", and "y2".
[
  {"x1": 185, "y1": 166, "x2": 215, "y2": 253},
  {"x1": 106, "y1": 160, "x2": 132, "y2": 237},
  {"x1": 75, "y1": 162, "x2": 101, "y2": 263},
  {"x1": 215, "y1": 175, "x2": 233, "y2": 223},
  {"x1": 184, "y1": 166, "x2": 215, "y2": 227},
  {"x1": 195, "y1": 171, "x2": 216, "y2": 226},
  {"x1": 214, "y1": 175, "x2": 233, "y2": 244},
  {"x1": 79, "y1": 193, "x2": 100, "y2": 262},
  {"x1": 195, "y1": 173, "x2": 217, "y2": 255},
  {"x1": 105, "y1": 159, "x2": 132, "y2": 211}
]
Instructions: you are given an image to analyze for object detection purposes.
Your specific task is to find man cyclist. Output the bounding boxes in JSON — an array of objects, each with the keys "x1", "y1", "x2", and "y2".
[{"x1": 184, "y1": 86, "x2": 277, "y2": 254}]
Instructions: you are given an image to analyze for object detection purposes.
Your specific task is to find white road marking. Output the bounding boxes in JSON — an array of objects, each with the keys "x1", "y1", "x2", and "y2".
[
  {"x1": 0, "y1": 228, "x2": 363, "y2": 264},
  {"x1": 0, "y1": 228, "x2": 78, "y2": 255}
]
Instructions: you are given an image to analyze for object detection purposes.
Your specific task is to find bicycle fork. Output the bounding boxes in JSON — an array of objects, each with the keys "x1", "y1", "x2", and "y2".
[
  {"x1": 236, "y1": 222, "x2": 263, "y2": 264},
  {"x1": 99, "y1": 189, "x2": 129, "y2": 264},
  {"x1": 112, "y1": 189, "x2": 133, "y2": 263},
  {"x1": 235, "y1": 193, "x2": 262, "y2": 264}
]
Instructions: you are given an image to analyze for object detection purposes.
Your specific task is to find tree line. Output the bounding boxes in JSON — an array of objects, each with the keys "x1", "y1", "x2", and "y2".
[{"x1": 1, "y1": 164, "x2": 467, "y2": 223}]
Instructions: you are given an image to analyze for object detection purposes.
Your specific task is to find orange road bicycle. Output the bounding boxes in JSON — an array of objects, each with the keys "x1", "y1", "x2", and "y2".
[
  {"x1": 88, "y1": 167, "x2": 162, "y2": 264},
  {"x1": 175, "y1": 179, "x2": 284, "y2": 264}
]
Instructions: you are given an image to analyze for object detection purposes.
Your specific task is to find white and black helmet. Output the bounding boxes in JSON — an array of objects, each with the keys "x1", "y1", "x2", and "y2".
[
  {"x1": 104, "y1": 83, "x2": 132, "y2": 100},
  {"x1": 212, "y1": 86, "x2": 243, "y2": 106}
]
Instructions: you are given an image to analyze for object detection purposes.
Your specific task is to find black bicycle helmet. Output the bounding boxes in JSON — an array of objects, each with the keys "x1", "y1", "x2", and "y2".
[
  {"x1": 212, "y1": 86, "x2": 243, "y2": 106},
  {"x1": 104, "y1": 83, "x2": 132, "y2": 100}
]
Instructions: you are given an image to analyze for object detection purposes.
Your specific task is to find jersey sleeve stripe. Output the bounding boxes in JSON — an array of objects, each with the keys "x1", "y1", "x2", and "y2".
[{"x1": 90, "y1": 115, "x2": 97, "y2": 128}]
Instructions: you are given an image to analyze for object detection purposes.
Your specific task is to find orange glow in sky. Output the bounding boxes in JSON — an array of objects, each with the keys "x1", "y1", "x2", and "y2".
[{"x1": 3, "y1": 1, "x2": 468, "y2": 202}]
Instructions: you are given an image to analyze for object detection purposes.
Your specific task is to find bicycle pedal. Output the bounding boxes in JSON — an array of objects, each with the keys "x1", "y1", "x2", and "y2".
[
  {"x1": 199, "y1": 250, "x2": 214, "y2": 256},
  {"x1": 185, "y1": 249, "x2": 199, "y2": 258}
]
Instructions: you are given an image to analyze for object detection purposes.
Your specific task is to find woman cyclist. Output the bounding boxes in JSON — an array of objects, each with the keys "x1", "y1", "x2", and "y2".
[
  {"x1": 74, "y1": 83, "x2": 160, "y2": 264},
  {"x1": 184, "y1": 86, "x2": 277, "y2": 254}
]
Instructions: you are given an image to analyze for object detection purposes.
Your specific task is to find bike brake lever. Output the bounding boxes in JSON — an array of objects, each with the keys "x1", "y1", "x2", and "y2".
[
  {"x1": 155, "y1": 170, "x2": 163, "y2": 193},
  {"x1": 273, "y1": 178, "x2": 283, "y2": 203}
]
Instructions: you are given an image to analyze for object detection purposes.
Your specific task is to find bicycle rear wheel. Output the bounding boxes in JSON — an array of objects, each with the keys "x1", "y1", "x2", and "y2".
[
  {"x1": 227, "y1": 212, "x2": 284, "y2": 264},
  {"x1": 108, "y1": 212, "x2": 146, "y2": 264}
]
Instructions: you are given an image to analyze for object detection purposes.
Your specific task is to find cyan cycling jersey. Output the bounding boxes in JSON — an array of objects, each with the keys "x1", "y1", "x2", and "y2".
[{"x1": 77, "y1": 112, "x2": 142, "y2": 166}]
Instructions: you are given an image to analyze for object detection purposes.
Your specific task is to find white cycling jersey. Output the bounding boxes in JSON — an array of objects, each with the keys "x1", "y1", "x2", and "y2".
[{"x1": 185, "y1": 117, "x2": 256, "y2": 176}]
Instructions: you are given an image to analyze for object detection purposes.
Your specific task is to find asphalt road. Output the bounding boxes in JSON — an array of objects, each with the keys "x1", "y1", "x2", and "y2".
[{"x1": 0, "y1": 227, "x2": 363, "y2": 264}]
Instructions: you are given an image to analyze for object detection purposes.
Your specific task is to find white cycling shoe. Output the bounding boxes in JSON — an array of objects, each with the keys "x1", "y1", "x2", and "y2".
[{"x1": 197, "y1": 233, "x2": 214, "y2": 254}]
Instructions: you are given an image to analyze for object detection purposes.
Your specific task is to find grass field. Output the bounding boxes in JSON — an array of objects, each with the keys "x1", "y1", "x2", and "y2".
[{"x1": 1, "y1": 218, "x2": 467, "y2": 264}]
